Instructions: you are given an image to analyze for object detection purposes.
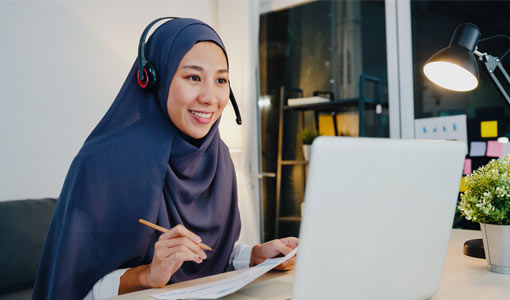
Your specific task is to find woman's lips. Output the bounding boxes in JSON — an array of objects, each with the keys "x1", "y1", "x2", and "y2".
[{"x1": 189, "y1": 110, "x2": 213, "y2": 124}]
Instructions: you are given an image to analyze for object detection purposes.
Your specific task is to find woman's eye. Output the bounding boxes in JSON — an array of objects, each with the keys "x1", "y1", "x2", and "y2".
[
  {"x1": 217, "y1": 78, "x2": 227, "y2": 84},
  {"x1": 188, "y1": 75, "x2": 200, "y2": 82}
]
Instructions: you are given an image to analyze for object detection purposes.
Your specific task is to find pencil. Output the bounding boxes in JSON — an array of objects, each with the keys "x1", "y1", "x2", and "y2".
[{"x1": 138, "y1": 218, "x2": 213, "y2": 251}]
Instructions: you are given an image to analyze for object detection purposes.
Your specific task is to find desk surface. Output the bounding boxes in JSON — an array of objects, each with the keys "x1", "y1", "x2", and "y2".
[
  {"x1": 431, "y1": 229, "x2": 510, "y2": 299},
  {"x1": 110, "y1": 229, "x2": 510, "y2": 300}
]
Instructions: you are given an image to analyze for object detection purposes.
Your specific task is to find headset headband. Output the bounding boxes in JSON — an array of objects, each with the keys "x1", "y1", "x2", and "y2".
[{"x1": 137, "y1": 17, "x2": 178, "y2": 84}]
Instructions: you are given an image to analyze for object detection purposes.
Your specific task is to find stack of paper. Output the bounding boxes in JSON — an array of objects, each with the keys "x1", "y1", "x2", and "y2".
[{"x1": 152, "y1": 247, "x2": 298, "y2": 300}]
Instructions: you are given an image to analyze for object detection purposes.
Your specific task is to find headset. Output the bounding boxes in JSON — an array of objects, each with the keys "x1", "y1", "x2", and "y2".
[{"x1": 137, "y1": 17, "x2": 242, "y2": 125}]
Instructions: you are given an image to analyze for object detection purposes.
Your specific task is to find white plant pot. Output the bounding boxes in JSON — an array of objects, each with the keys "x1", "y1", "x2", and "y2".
[
  {"x1": 302, "y1": 145, "x2": 311, "y2": 161},
  {"x1": 480, "y1": 223, "x2": 510, "y2": 274}
]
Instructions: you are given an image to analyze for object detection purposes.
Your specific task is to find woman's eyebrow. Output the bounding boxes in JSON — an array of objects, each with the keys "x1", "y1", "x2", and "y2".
[
  {"x1": 181, "y1": 65, "x2": 202, "y2": 71},
  {"x1": 181, "y1": 65, "x2": 228, "y2": 73}
]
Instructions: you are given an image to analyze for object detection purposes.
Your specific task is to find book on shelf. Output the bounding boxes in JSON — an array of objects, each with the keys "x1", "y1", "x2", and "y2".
[{"x1": 287, "y1": 96, "x2": 330, "y2": 106}]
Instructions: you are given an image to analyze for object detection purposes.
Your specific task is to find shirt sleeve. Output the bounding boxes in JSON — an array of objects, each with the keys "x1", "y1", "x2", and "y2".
[
  {"x1": 82, "y1": 268, "x2": 129, "y2": 300},
  {"x1": 229, "y1": 242, "x2": 254, "y2": 270}
]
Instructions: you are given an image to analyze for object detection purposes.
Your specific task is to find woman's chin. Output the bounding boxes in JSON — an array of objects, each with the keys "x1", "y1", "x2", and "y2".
[{"x1": 186, "y1": 127, "x2": 210, "y2": 139}]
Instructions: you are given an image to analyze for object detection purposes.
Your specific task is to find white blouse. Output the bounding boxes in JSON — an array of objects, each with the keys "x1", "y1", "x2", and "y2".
[{"x1": 83, "y1": 243, "x2": 253, "y2": 300}]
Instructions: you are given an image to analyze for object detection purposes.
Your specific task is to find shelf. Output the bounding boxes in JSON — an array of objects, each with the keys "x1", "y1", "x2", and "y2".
[
  {"x1": 278, "y1": 216, "x2": 302, "y2": 222},
  {"x1": 274, "y1": 77, "x2": 383, "y2": 239},
  {"x1": 283, "y1": 97, "x2": 385, "y2": 111},
  {"x1": 281, "y1": 160, "x2": 308, "y2": 165}
]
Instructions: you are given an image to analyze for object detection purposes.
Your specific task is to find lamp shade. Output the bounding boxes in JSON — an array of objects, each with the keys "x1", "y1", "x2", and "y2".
[{"x1": 423, "y1": 23, "x2": 481, "y2": 92}]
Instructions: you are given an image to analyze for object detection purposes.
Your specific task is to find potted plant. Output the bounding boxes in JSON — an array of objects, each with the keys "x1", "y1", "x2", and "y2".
[
  {"x1": 458, "y1": 154, "x2": 510, "y2": 274},
  {"x1": 301, "y1": 128, "x2": 319, "y2": 161}
]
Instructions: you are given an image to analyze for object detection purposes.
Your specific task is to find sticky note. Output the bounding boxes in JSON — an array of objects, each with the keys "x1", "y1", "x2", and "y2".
[
  {"x1": 459, "y1": 177, "x2": 467, "y2": 193},
  {"x1": 469, "y1": 141, "x2": 486, "y2": 157},
  {"x1": 501, "y1": 142, "x2": 510, "y2": 159},
  {"x1": 481, "y1": 121, "x2": 498, "y2": 138},
  {"x1": 463, "y1": 158, "x2": 472, "y2": 175},
  {"x1": 487, "y1": 141, "x2": 503, "y2": 157}
]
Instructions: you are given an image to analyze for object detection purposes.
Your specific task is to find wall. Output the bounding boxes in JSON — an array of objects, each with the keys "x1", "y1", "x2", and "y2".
[
  {"x1": 0, "y1": 1, "x2": 218, "y2": 201},
  {"x1": 260, "y1": 0, "x2": 315, "y2": 13}
]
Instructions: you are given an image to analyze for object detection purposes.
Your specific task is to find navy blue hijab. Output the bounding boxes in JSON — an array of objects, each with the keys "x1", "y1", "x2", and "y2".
[{"x1": 32, "y1": 18, "x2": 241, "y2": 299}]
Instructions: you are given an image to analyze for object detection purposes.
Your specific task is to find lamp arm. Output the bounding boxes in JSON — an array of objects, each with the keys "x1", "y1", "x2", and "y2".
[{"x1": 474, "y1": 50, "x2": 510, "y2": 106}]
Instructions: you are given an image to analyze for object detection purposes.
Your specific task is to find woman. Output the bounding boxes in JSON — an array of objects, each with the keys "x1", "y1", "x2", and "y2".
[{"x1": 32, "y1": 18, "x2": 298, "y2": 299}]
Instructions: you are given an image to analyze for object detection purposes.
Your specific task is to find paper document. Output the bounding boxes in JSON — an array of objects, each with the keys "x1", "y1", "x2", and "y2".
[
  {"x1": 152, "y1": 247, "x2": 298, "y2": 300},
  {"x1": 414, "y1": 115, "x2": 468, "y2": 154}
]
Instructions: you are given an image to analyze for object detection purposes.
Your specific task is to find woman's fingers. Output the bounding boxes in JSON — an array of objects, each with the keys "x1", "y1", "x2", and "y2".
[
  {"x1": 155, "y1": 237, "x2": 207, "y2": 259},
  {"x1": 250, "y1": 237, "x2": 299, "y2": 269},
  {"x1": 280, "y1": 237, "x2": 299, "y2": 249},
  {"x1": 270, "y1": 239, "x2": 293, "y2": 256},
  {"x1": 155, "y1": 224, "x2": 207, "y2": 259},
  {"x1": 163, "y1": 245, "x2": 204, "y2": 264},
  {"x1": 269, "y1": 239, "x2": 297, "y2": 270},
  {"x1": 156, "y1": 244, "x2": 204, "y2": 265},
  {"x1": 160, "y1": 224, "x2": 202, "y2": 244},
  {"x1": 147, "y1": 246, "x2": 203, "y2": 288},
  {"x1": 146, "y1": 226, "x2": 207, "y2": 288},
  {"x1": 275, "y1": 256, "x2": 296, "y2": 271}
]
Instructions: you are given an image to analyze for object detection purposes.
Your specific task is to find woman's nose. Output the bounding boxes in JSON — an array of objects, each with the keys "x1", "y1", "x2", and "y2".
[{"x1": 197, "y1": 81, "x2": 217, "y2": 105}]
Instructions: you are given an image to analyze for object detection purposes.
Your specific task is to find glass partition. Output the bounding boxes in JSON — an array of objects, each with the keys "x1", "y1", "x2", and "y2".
[
  {"x1": 259, "y1": 0, "x2": 388, "y2": 240},
  {"x1": 411, "y1": 0, "x2": 510, "y2": 229}
]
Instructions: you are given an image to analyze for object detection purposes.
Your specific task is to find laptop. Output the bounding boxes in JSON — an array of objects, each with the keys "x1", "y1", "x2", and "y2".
[
  {"x1": 291, "y1": 136, "x2": 466, "y2": 300},
  {"x1": 234, "y1": 136, "x2": 465, "y2": 300}
]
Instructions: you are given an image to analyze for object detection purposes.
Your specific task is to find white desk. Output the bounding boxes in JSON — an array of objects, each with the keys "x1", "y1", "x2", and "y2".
[
  {"x1": 110, "y1": 229, "x2": 510, "y2": 300},
  {"x1": 431, "y1": 229, "x2": 510, "y2": 299}
]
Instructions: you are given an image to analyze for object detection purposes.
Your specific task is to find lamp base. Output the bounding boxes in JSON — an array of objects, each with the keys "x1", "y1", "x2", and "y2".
[{"x1": 463, "y1": 238, "x2": 485, "y2": 259}]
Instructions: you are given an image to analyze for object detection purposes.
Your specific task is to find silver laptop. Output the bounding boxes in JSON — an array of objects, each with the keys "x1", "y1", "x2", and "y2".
[{"x1": 292, "y1": 136, "x2": 466, "y2": 300}]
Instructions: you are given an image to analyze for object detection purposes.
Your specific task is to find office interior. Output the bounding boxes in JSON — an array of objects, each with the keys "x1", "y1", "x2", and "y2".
[{"x1": 1, "y1": 0, "x2": 510, "y2": 298}]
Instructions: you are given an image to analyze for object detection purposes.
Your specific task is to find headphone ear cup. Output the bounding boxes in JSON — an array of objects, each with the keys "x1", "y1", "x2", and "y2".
[
  {"x1": 137, "y1": 63, "x2": 157, "y2": 89},
  {"x1": 137, "y1": 67, "x2": 149, "y2": 88},
  {"x1": 145, "y1": 63, "x2": 158, "y2": 88}
]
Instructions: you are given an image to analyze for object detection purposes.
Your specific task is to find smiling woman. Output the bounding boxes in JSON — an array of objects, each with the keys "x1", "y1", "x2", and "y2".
[
  {"x1": 167, "y1": 42, "x2": 230, "y2": 139},
  {"x1": 32, "y1": 18, "x2": 298, "y2": 300}
]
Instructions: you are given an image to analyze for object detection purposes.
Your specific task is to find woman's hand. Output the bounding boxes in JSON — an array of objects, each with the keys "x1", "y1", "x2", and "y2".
[
  {"x1": 144, "y1": 225, "x2": 207, "y2": 287},
  {"x1": 249, "y1": 237, "x2": 299, "y2": 271},
  {"x1": 119, "y1": 225, "x2": 207, "y2": 294}
]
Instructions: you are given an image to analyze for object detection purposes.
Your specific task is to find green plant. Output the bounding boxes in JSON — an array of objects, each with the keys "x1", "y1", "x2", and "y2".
[
  {"x1": 459, "y1": 154, "x2": 510, "y2": 225},
  {"x1": 301, "y1": 128, "x2": 319, "y2": 145}
]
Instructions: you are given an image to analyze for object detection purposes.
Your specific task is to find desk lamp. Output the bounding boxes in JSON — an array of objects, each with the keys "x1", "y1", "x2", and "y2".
[
  {"x1": 424, "y1": 23, "x2": 510, "y2": 105},
  {"x1": 424, "y1": 23, "x2": 510, "y2": 259}
]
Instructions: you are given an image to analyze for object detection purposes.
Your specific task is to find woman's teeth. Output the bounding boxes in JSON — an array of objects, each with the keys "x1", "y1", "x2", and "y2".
[{"x1": 191, "y1": 111, "x2": 212, "y2": 118}]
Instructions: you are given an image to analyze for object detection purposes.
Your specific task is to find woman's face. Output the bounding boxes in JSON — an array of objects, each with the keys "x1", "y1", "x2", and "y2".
[{"x1": 167, "y1": 42, "x2": 230, "y2": 139}]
